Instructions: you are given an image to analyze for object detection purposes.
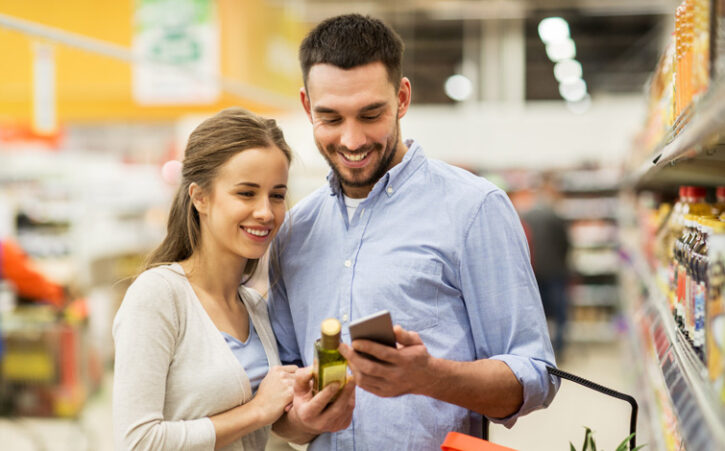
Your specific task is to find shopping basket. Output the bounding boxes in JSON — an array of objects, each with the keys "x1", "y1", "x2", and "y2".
[{"x1": 441, "y1": 366, "x2": 639, "y2": 451}]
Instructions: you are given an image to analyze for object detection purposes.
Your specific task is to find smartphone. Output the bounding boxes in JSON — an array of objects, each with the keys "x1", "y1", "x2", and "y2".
[{"x1": 348, "y1": 310, "x2": 396, "y2": 360}]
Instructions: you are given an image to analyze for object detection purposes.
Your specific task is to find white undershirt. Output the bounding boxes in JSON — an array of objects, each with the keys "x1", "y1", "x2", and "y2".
[{"x1": 343, "y1": 194, "x2": 365, "y2": 221}]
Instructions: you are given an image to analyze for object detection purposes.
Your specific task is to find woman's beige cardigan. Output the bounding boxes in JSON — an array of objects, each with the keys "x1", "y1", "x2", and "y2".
[{"x1": 112, "y1": 263, "x2": 282, "y2": 451}]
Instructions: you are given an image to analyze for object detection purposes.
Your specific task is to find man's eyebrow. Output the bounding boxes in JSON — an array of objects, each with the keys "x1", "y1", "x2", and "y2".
[
  {"x1": 313, "y1": 106, "x2": 337, "y2": 114},
  {"x1": 313, "y1": 101, "x2": 388, "y2": 115},
  {"x1": 360, "y1": 102, "x2": 387, "y2": 112}
]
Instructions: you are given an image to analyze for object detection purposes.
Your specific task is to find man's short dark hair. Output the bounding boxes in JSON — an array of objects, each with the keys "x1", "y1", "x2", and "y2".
[{"x1": 299, "y1": 14, "x2": 404, "y2": 90}]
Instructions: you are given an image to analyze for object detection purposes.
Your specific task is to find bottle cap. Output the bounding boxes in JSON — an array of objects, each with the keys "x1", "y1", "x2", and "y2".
[
  {"x1": 689, "y1": 186, "x2": 706, "y2": 201},
  {"x1": 320, "y1": 318, "x2": 341, "y2": 349},
  {"x1": 679, "y1": 186, "x2": 688, "y2": 200},
  {"x1": 321, "y1": 318, "x2": 341, "y2": 336}
]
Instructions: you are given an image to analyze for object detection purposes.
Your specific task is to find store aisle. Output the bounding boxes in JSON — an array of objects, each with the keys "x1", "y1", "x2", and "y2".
[{"x1": 0, "y1": 341, "x2": 637, "y2": 451}]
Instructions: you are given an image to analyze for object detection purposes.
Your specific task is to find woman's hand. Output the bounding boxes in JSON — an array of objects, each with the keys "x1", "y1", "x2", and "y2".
[{"x1": 251, "y1": 365, "x2": 297, "y2": 425}]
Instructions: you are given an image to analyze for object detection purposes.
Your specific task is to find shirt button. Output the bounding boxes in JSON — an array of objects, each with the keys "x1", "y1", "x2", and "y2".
[
  {"x1": 344, "y1": 259, "x2": 352, "y2": 267},
  {"x1": 342, "y1": 314, "x2": 349, "y2": 322},
  {"x1": 387, "y1": 187, "x2": 394, "y2": 194}
]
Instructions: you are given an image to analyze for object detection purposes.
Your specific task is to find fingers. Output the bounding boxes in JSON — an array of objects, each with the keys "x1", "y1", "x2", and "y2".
[
  {"x1": 293, "y1": 367, "x2": 314, "y2": 397},
  {"x1": 343, "y1": 340, "x2": 396, "y2": 364},
  {"x1": 291, "y1": 376, "x2": 356, "y2": 433},
  {"x1": 393, "y1": 325, "x2": 423, "y2": 347},
  {"x1": 317, "y1": 377, "x2": 356, "y2": 429}
]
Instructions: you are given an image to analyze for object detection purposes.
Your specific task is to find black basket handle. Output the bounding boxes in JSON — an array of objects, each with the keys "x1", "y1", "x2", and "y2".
[
  {"x1": 546, "y1": 366, "x2": 639, "y2": 449},
  {"x1": 481, "y1": 367, "x2": 639, "y2": 449}
]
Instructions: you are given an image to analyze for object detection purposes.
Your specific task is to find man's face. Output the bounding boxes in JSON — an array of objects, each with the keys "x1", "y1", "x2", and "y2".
[{"x1": 301, "y1": 62, "x2": 411, "y2": 198}]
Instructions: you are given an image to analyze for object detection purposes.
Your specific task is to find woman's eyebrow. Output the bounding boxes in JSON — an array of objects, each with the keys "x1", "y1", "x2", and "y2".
[{"x1": 235, "y1": 182, "x2": 287, "y2": 189}]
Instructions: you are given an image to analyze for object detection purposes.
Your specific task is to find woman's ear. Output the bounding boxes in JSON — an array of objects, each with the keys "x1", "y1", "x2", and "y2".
[{"x1": 188, "y1": 182, "x2": 207, "y2": 215}]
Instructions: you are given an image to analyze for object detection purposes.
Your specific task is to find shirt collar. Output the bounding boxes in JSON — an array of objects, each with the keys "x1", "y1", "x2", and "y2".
[{"x1": 326, "y1": 139, "x2": 426, "y2": 198}]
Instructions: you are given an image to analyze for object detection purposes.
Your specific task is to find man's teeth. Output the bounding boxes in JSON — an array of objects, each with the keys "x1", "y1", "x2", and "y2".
[
  {"x1": 343, "y1": 152, "x2": 367, "y2": 162},
  {"x1": 244, "y1": 228, "x2": 269, "y2": 237}
]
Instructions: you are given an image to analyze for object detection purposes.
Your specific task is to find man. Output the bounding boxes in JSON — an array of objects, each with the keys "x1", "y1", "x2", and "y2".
[
  {"x1": 520, "y1": 173, "x2": 571, "y2": 358},
  {"x1": 269, "y1": 14, "x2": 558, "y2": 450}
]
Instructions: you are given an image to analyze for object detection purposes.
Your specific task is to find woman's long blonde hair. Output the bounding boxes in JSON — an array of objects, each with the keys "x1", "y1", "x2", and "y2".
[{"x1": 145, "y1": 107, "x2": 292, "y2": 281}]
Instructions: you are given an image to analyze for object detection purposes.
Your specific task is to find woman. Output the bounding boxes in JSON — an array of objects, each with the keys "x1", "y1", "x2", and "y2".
[{"x1": 113, "y1": 108, "x2": 296, "y2": 450}]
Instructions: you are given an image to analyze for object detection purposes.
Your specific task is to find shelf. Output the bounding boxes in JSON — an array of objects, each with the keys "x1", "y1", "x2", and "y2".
[
  {"x1": 630, "y1": 78, "x2": 725, "y2": 190},
  {"x1": 620, "y1": 235, "x2": 725, "y2": 449},
  {"x1": 570, "y1": 242, "x2": 619, "y2": 250},
  {"x1": 569, "y1": 283, "x2": 620, "y2": 307},
  {"x1": 567, "y1": 320, "x2": 618, "y2": 343},
  {"x1": 557, "y1": 168, "x2": 621, "y2": 194},
  {"x1": 646, "y1": 300, "x2": 725, "y2": 449}
]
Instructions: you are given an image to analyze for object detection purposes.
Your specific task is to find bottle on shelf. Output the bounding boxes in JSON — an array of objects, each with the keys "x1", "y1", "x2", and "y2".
[
  {"x1": 706, "y1": 219, "x2": 725, "y2": 399},
  {"x1": 692, "y1": 217, "x2": 710, "y2": 359},
  {"x1": 714, "y1": 186, "x2": 725, "y2": 215},
  {"x1": 313, "y1": 318, "x2": 347, "y2": 399}
]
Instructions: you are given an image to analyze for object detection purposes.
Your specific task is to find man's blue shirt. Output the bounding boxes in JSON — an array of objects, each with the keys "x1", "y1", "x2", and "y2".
[{"x1": 269, "y1": 140, "x2": 558, "y2": 451}]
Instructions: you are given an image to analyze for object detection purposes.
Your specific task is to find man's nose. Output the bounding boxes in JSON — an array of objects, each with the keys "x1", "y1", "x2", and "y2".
[{"x1": 340, "y1": 122, "x2": 367, "y2": 151}]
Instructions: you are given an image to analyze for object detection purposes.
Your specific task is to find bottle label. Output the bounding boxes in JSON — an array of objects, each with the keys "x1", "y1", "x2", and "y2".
[{"x1": 321, "y1": 364, "x2": 347, "y2": 388}]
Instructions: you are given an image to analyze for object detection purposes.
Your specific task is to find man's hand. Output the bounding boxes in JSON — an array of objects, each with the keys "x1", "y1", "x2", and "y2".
[
  {"x1": 339, "y1": 325, "x2": 438, "y2": 398},
  {"x1": 285, "y1": 366, "x2": 356, "y2": 436}
]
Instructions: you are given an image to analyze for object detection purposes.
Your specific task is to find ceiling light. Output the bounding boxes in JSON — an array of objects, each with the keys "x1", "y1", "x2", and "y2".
[
  {"x1": 546, "y1": 39, "x2": 576, "y2": 62},
  {"x1": 559, "y1": 78, "x2": 587, "y2": 102},
  {"x1": 567, "y1": 94, "x2": 591, "y2": 114},
  {"x1": 444, "y1": 74, "x2": 473, "y2": 101},
  {"x1": 554, "y1": 59, "x2": 583, "y2": 83},
  {"x1": 538, "y1": 17, "x2": 570, "y2": 44}
]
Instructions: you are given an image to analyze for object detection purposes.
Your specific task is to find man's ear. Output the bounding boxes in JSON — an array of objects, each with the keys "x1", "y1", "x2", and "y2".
[
  {"x1": 300, "y1": 87, "x2": 313, "y2": 123},
  {"x1": 189, "y1": 183, "x2": 208, "y2": 215},
  {"x1": 397, "y1": 77, "x2": 412, "y2": 119}
]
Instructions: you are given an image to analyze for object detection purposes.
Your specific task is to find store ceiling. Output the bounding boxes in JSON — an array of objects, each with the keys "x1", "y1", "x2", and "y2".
[{"x1": 295, "y1": 0, "x2": 675, "y2": 103}]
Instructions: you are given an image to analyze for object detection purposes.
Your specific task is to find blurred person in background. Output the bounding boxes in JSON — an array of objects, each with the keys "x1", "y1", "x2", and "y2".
[
  {"x1": 268, "y1": 14, "x2": 558, "y2": 450},
  {"x1": 520, "y1": 172, "x2": 571, "y2": 359},
  {"x1": 113, "y1": 108, "x2": 340, "y2": 451}
]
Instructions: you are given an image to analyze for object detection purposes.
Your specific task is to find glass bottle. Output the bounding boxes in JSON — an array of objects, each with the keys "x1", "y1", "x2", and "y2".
[
  {"x1": 706, "y1": 220, "x2": 725, "y2": 400},
  {"x1": 313, "y1": 318, "x2": 347, "y2": 398}
]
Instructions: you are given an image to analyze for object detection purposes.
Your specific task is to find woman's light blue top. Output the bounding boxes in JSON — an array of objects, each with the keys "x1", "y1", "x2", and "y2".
[{"x1": 221, "y1": 319, "x2": 268, "y2": 394}]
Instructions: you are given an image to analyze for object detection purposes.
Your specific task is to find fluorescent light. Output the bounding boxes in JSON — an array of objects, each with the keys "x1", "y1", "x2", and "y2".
[
  {"x1": 444, "y1": 74, "x2": 473, "y2": 101},
  {"x1": 559, "y1": 78, "x2": 587, "y2": 102},
  {"x1": 538, "y1": 17, "x2": 570, "y2": 44},
  {"x1": 554, "y1": 59, "x2": 583, "y2": 83},
  {"x1": 546, "y1": 39, "x2": 576, "y2": 62},
  {"x1": 567, "y1": 94, "x2": 591, "y2": 114}
]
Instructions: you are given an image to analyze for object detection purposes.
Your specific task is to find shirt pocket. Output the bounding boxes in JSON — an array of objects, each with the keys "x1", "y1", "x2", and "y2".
[{"x1": 373, "y1": 258, "x2": 442, "y2": 332}]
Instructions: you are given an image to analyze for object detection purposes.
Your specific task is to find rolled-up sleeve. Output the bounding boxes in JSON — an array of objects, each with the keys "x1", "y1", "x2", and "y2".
[{"x1": 459, "y1": 190, "x2": 559, "y2": 428}]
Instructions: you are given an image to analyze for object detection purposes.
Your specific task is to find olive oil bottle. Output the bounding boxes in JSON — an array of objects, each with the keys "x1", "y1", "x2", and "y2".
[{"x1": 313, "y1": 318, "x2": 347, "y2": 397}]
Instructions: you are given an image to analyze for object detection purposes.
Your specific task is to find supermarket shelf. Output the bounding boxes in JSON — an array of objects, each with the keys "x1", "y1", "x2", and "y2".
[
  {"x1": 570, "y1": 242, "x2": 619, "y2": 250},
  {"x1": 620, "y1": 236, "x2": 725, "y2": 449},
  {"x1": 567, "y1": 320, "x2": 618, "y2": 343},
  {"x1": 569, "y1": 283, "x2": 620, "y2": 307},
  {"x1": 625, "y1": 311, "x2": 672, "y2": 451},
  {"x1": 631, "y1": 78, "x2": 725, "y2": 190},
  {"x1": 557, "y1": 168, "x2": 621, "y2": 194},
  {"x1": 647, "y1": 300, "x2": 725, "y2": 450},
  {"x1": 570, "y1": 298, "x2": 619, "y2": 308}
]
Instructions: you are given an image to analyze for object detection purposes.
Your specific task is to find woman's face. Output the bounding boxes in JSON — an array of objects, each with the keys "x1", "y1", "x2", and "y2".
[{"x1": 194, "y1": 146, "x2": 289, "y2": 261}]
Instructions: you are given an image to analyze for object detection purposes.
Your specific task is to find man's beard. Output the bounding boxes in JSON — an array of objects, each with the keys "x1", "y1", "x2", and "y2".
[{"x1": 318, "y1": 121, "x2": 400, "y2": 189}]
